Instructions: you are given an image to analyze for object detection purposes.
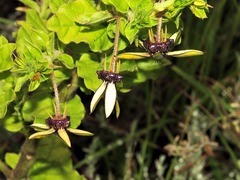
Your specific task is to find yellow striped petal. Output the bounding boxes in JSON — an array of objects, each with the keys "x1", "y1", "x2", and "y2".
[
  {"x1": 148, "y1": 28, "x2": 155, "y2": 43},
  {"x1": 57, "y1": 128, "x2": 71, "y2": 147},
  {"x1": 115, "y1": 100, "x2": 120, "y2": 118},
  {"x1": 30, "y1": 123, "x2": 50, "y2": 130},
  {"x1": 67, "y1": 128, "x2": 93, "y2": 136},
  {"x1": 29, "y1": 128, "x2": 55, "y2": 139},
  {"x1": 105, "y1": 82, "x2": 117, "y2": 118},
  {"x1": 167, "y1": 50, "x2": 204, "y2": 57},
  {"x1": 117, "y1": 52, "x2": 150, "y2": 60},
  {"x1": 90, "y1": 81, "x2": 107, "y2": 113},
  {"x1": 169, "y1": 31, "x2": 181, "y2": 42}
]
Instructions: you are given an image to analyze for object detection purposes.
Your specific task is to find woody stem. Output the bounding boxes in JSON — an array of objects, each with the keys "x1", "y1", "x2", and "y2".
[
  {"x1": 109, "y1": 15, "x2": 121, "y2": 73},
  {"x1": 156, "y1": 0, "x2": 165, "y2": 43},
  {"x1": 51, "y1": 69, "x2": 61, "y2": 116}
]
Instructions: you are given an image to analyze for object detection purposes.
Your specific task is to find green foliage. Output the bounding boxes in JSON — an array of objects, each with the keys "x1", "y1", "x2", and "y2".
[
  {"x1": 28, "y1": 136, "x2": 85, "y2": 180},
  {"x1": 4, "y1": 0, "x2": 237, "y2": 179},
  {"x1": 5, "y1": 153, "x2": 20, "y2": 169}
]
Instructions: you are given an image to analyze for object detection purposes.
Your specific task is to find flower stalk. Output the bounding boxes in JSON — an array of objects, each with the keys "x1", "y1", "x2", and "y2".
[
  {"x1": 109, "y1": 15, "x2": 121, "y2": 73},
  {"x1": 29, "y1": 65, "x2": 93, "y2": 147},
  {"x1": 90, "y1": 15, "x2": 122, "y2": 118},
  {"x1": 156, "y1": 0, "x2": 165, "y2": 43},
  {"x1": 51, "y1": 68, "x2": 61, "y2": 117}
]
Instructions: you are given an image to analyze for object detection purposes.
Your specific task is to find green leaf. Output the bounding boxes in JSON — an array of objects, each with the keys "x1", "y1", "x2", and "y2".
[
  {"x1": 3, "y1": 115, "x2": 23, "y2": 132},
  {"x1": 57, "y1": 54, "x2": 74, "y2": 69},
  {"x1": 5, "y1": 152, "x2": 20, "y2": 169},
  {"x1": 0, "y1": 35, "x2": 8, "y2": 45},
  {"x1": 29, "y1": 136, "x2": 85, "y2": 180},
  {"x1": 46, "y1": 32, "x2": 55, "y2": 56},
  {"x1": 58, "y1": 0, "x2": 97, "y2": 20},
  {"x1": 154, "y1": 0, "x2": 175, "y2": 13},
  {"x1": 189, "y1": 5, "x2": 208, "y2": 19},
  {"x1": 25, "y1": 41, "x2": 43, "y2": 60},
  {"x1": 22, "y1": 93, "x2": 54, "y2": 123},
  {"x1": 126, "y1": 0, "x2": 157, "y2": 28},
  {"x1": 16, "y1": 24, "x2": 44, "y2": 59},
  {"x1": 25, "y1": 9, "x2": 48, "y2": 33},
  {"x1": 30, "y1": 29, "x2": 49, "y2": 48},
  {"x1": 29, "y1": 78, "x2": 41, "y2": 92},
  {"x1": 47, "y1": 12, "x2": 113, "y2": 51},
  {"x1": 20, "y1": 0, "x2": 40, "y2": 12},
  {"x1": 0, "y1": 36, "x2": 16, "y2": 73},
  {"x1": 49, "y1": 0, "x2": 67, "y2": 13},
  {"x1": 65, "y1": 95, "x2": 85, "y2": 128},
  {"x1": 54, "y1": 69, "x2": 72, "y2": 84},
  {"x1": 0, "y1": 72, "x2": 16, "y2": 119},
  {"x1": 124, "y1": 23, "x2": 139, "y2": 44},
  {"x1": 0, "y1": 43, "x2": 16, "y2": 73},
  {"x1": 14, "y1": 75, "x2": 29, "y2": 92},
  {"x1": 76, "y1": 11, "x2": 113, "y2": 25},
  {"x1": 76, "y1": 53, "x2": 102, "y2": 91},
  {"x1": 102, "y1": 0, "x2": 129, "y2": 13}
]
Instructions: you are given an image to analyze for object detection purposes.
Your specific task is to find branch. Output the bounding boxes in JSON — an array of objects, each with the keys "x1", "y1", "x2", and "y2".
[{"x1": 8, "y1": 139, "x2": 37, "y2": 180}]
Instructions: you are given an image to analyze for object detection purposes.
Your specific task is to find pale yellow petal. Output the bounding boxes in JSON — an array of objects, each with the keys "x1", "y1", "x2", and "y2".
[
  {"x1": 29, "y1": 128, "x2": 55, "y2": 139},
  {"x1": 169, "y1": 31, "x2": 181, "y2": 42},
  {"x1": 105, "y1": 82, "x2": 117, "y2": 118},
  {"x1": 117, "y1": 52, "x2": 150, "y2": 60},
  {"x1": 57, "y1": 128, "x2": 71, "y2": 147},
  {"x1": 30, "y1": 123, "x2": 50, "y2": 130},
  {"x1": 148, "y1": 28, "x2": 155, "y2": 43},
  {"x1": 67, "y1": 128, "x2": 93, "y2": 136},
  {"x1": 167, "y1": 50, "x2": 204, "y2": 57},
  {"x1": 115, "y1": 100, "x2": 120, "y2": 118},
  {"x1": 90, "y1": 82, "x2": 107, "y2": 113}
]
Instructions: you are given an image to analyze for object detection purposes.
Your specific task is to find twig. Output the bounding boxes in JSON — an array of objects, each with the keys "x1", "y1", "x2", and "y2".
[
  {"x1": 0, "y1": 160, "x2": 11, "y2": 178},
  {"x1": 8, "y1": 139, "x2": 37, "y2": 180}
]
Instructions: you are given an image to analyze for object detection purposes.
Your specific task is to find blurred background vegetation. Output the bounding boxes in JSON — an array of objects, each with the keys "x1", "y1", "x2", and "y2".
[{"x1": 1, "y1": 0, "x2": 240, "y2": 179}]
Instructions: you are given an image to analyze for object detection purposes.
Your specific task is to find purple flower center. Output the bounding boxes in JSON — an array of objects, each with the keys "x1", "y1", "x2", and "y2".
[
  {"x1": 96, "y1": 70, "x2": 123, "y2": 83},
  {"x1": 46, "y1": 116, "x2": 70, "y2": 130},
  {"x1": 143, "y1": 39, "x2": 174, "y2": 55}
]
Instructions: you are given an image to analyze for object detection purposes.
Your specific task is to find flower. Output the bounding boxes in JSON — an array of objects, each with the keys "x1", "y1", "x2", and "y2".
[
  {"x1": 117, "y1": 31, "x2": 204, "y2": 60},
  {"x1": 29, "y1": 115, "x2": 93, "y2": 147},
  {"x1": 90, "y1": 70, "x2": 123, "y2": 118}
]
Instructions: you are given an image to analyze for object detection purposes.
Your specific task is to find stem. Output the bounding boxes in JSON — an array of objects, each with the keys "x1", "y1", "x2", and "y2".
[
  {"x1": 8, "y1": 139, "x2": 37, "y2": 180},
  {"x1": 51, "y1": 69, "x2": 61, "y2": 116},
  {"x1": 0, "y1": 160, "x2": 11, "y2": 178},
  {"x1": 156, "y1": 0, "x2": 165, "y2": 43},
  {"x1": 109, "y1": 15, "x2": 121, "y2": 73}
]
